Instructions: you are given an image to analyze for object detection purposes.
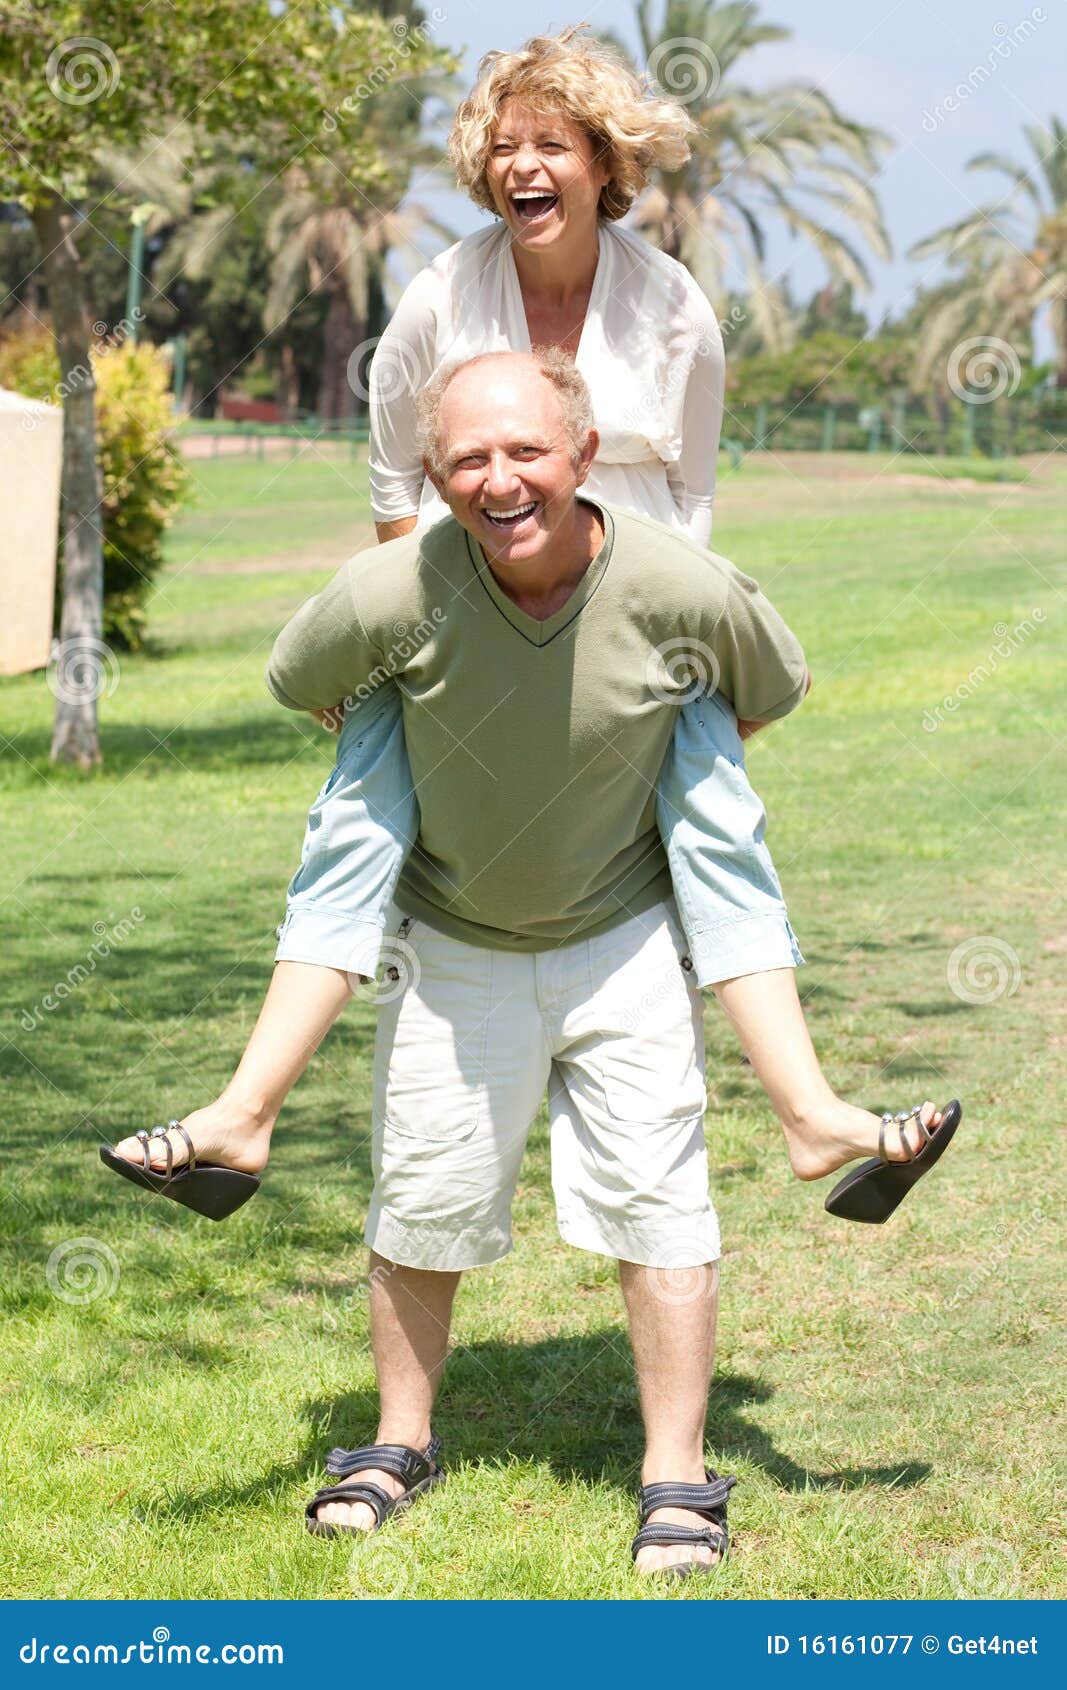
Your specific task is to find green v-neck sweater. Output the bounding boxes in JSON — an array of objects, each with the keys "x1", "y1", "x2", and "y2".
[{"x1": 266, "y1": 499, "x2": 808, "y2": 951}]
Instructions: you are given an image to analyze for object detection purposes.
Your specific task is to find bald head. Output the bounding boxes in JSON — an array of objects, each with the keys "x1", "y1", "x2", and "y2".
[{"x1": 415, "y1": 349, "x2": 594, "y2": 479}]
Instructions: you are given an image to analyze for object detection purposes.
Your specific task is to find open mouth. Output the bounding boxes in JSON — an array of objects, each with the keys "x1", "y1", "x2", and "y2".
[
  {"x1": 510, "y1": 190, "x2": 559, "y2": 225},
  {"x1": 482, "y1": 500, "x2": 538, "y2": 532}
]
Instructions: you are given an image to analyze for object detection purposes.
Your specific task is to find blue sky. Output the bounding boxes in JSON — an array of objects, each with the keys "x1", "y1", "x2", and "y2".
[{"x1": 406, "y1": 0, "x2": 1064, "y2": 349}]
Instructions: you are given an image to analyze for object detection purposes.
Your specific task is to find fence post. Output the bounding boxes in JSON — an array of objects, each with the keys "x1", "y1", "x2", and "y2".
[
  {"x1": 961, "y1": 398, "x2": 976, "y2": 457},
  {"x1": 892, "y1": 390, "x2": 907, "y2": 444},
  {"x1": 821, "y1": 403, "x2": 836, "y2": 452},
  {"x1": 754, "y1": 402, "x2": 768, "y2": 450},
  {"x1": 867, "y1": 410, "x2": 882, "y2": 452}
]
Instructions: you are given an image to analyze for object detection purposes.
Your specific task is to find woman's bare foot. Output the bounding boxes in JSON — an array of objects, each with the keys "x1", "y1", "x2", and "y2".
[
  {"x1": 781, "y1": 1098, "x2": 945, "y2": 1183},
  {"x1": 110, "y1": 1092, "x2": 275, "y2": 1176}
]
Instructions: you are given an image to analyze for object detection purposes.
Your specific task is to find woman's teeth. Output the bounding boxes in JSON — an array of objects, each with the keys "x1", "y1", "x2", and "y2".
[
  {"x1": 511, "y1": 191, "x2": 559, "y2": 221},
  {"x1": 484, "y1": 502, "x2": 536, "y2": 526}
]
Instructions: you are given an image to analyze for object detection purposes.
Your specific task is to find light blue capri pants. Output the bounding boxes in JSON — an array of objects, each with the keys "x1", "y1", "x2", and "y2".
[{"x1": 274, "y1": 686, "x2": 803, "y2": 989}]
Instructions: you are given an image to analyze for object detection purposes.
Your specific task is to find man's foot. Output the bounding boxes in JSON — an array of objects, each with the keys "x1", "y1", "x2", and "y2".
[
  {"x1": 307, "y1": 1431, "x2": 441, "y2": 1535},
  {"x1": 632, "y1": 1463, "x2": 731, "y2": 1577},
  {"x1": 633, "y1": 1505, "x2": 724, "y2": 1575},
  {"x1": 109, "y1": 1094, "x2": 274, "y2": 1177},
  {"x1": 310, "y1": 1468, "x2": 408, "y2": 1534},
  {"x1": 781, "y1": 1098, "x2": 945, "y2": 1183}
]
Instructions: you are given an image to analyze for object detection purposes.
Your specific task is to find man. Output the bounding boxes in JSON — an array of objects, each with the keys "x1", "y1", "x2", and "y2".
[{"x1": 266, "y1": 349, "x2": 809, "y2": 1577}]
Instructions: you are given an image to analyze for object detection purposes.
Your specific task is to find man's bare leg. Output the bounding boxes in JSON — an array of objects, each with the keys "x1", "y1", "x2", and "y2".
[
  {"x1": 713, "y1": 969, "x2": 945, "y2": 1181},
  {"x1": 110, "y1": 961, "x2": 354, "y2": 1172},
  {"x1": 619, "y1": 1257, "x2": 722, "y2": 1576},
  {"x1": 313, "y1": 1255, "x2": 460, "y2": 1532}
]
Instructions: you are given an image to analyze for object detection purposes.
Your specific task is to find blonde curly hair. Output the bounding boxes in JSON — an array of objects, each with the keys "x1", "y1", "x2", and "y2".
[{"x1": 448, "y1": 25, "x2": 695, "y2": 223}]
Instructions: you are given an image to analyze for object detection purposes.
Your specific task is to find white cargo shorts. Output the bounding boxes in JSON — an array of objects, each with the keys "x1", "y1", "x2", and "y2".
[{"x1": 363, "y1": 896, "x2": 720, "y2": 1272}]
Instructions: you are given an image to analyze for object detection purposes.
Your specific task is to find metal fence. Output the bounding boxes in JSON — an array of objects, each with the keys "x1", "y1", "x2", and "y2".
[
  {"x1": 177, "y1": 388, "x2": 1067, "y2": 465},
  {"x1": 177, "y1": 417, "x2": 370, "y2": 459},
  {"x1": 723, "y1": 389, "x2": 1067, "y2": 459}
]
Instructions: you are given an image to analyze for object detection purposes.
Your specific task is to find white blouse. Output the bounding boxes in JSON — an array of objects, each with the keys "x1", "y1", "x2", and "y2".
[{"x1": 368, "y1": 221, "x2": 725, "y2": 546}]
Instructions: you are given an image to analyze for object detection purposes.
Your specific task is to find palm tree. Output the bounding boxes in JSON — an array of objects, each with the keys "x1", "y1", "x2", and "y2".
[
  {"x1": 263, "y1": 26, "x2": 458, "y2": 423},
  {"x1": 908, "y1": 116, "x2": 1067, "y2": 390},
  {"x1": 610, "y1": 0, "x2": 892, "y2": 353},
  {"x1": 263, "y1": 154, "x2": 455, "y2": 421},
  {"x1": 94, "y1": 128, "x2": 295, "y2": 410}
]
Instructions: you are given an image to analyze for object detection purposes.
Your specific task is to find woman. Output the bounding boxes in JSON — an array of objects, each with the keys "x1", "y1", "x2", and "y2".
[{"x1": 102, "y1": 26, "x2": 959, "y2": 1564}]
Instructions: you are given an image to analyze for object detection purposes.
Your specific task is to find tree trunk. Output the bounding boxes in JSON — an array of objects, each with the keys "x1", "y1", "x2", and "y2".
[
  {"x1": 316, "y1": 286, "x2": 360, "y2": 422},
  {"x1": 279, "y1": 341, "x2": 301, "y2": 419},
  {"x1": 32, "y1": 195, "x2": 105, "y2": 769},
  {"x1": 1054, "y1": 295, "x2": 1067, "y2": 389}
]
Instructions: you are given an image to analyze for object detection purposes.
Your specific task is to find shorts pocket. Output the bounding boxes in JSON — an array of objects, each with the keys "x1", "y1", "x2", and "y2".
[
  {"x1": 590, "y1": 915, "x2": 707, "y2": 1125},
  {"x1": 378, "y1": 919, "x2": 492, "y2": 1142}
]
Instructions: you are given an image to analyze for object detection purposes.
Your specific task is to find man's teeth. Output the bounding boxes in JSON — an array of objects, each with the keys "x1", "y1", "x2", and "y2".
[{"x1": 484, "y1": 502, "x2": 536, "y2": 523}]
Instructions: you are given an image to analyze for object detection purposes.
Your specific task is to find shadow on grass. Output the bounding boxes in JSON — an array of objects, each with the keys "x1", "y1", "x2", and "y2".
[
  {"x1": 151, "y1": 1332, "x2": 930, "y2": 1524},
  {"x1": 2, "y1": 718, "x2": 324, "y2": 782}
]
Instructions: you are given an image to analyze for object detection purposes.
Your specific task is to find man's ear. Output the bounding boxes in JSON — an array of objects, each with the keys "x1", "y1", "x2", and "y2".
[
  {"x1": 423, "y1": 455, "x2": 445, "y2": 497},
  {"x1": 573, "y1": 428, "x2": 599, "y2": 487}
]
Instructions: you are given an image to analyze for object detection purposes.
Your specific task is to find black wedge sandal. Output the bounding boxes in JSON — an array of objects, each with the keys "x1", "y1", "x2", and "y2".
[
  {"x1": 305, "y1": 1436, "x2": 445, "y2": 1538},
  {"x1": 824, "y1": 1099, "x2": 962, "y2": 1225},
  {"x1": 99, "y1": 1120, "x2": 261, "y2": 1221},
  {"x1": 631, "y1": 1469, "x2": 737, "y2": 1580}
]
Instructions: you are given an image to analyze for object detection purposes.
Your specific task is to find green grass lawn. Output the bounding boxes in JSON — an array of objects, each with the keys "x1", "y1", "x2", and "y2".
[{"x1": 1, "y1": 446, "x2": 1064, "y2": 1600}]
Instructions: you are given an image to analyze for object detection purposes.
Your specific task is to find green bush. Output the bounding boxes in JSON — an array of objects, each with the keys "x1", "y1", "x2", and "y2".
[{"x1": 0, "y1": 324, "x2": 190, "y2": 650}]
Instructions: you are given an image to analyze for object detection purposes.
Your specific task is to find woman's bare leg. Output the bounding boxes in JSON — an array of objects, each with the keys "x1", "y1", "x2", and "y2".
[
  {"x1": 110, "y1": 961, "x2": 355, "y2": 1172},
  {"x1": 712, "y1": 969, "x2": 944, "y2": 1181}
]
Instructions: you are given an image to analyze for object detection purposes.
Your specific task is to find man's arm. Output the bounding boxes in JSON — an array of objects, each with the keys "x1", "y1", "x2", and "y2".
[
  {"x1": 737, "y1": 669, "x2": 812, "y2": 738},
  {"x1": 700, "y1": 556, "x2": 809, "y2": 726},
  {"x1": 306, "y1": 519, "x2": 417, "y2": 732},
  {"x1": 266, "y1": 556, "x2": 384, "y2": 719}
]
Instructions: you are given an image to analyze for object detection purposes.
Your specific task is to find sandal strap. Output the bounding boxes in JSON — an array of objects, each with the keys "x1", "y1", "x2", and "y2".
[
  {"x1": 325, "y1": 1434, "x2": 442, "y2": 1487},
  {"x1": 631, "y1": 1522, "x2": 728, "y2": 1559},
  {"x1": 306, "y1": 1481, "x2": 394, "y2": 1526},
  {"x1": 165, "y1": 1119, "x2": 196, "y2": 1173},
  {"x1": 879, "y1": 1105, "x2": 934, "y2": 1164},
  {"x1": 149, "y1": 1125, "x2": 174, "y2": 1179},
  {"x1": 638, "y1": 1472, "x2": 736, "y2": 1523},
  {"x1": 135, "y1": 1130, "x2": 151, "y2": 1174}
]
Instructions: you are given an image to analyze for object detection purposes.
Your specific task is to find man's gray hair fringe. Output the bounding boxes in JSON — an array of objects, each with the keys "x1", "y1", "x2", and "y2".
[{"x1": 414, "y1": 349, "x2": 595, "y2": 476}]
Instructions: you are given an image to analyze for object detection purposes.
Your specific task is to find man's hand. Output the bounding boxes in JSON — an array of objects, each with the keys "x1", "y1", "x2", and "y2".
[
  {"x1": 311, "y1": 704, "x2": 346, "y2": 734},
  {"x1": 736, "y1": 670, "x2": 811, "y2": 740}
]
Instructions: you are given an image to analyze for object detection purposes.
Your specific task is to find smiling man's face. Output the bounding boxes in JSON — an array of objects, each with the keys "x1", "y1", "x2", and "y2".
[
  {"x1": 485, "y1": 99, "x2": 609, "y2": 249},
  {"x1": 427, "y1": 358, "x2": 598, "y2": 568}
]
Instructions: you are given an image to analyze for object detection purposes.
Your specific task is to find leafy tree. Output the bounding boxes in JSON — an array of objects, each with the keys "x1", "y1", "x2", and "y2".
[
  {"x1": 263, "y1": 22, "x2": 458, "y2": 421},
  {"x1": 0, "y1": 0, "x2": 450, "y2": 765},
  {"x1": 799, "y1": 281, "x2": 868, "y2": 341},
  {"x1": 727, "y1": 329, "x2": 909, "y2": 407}
]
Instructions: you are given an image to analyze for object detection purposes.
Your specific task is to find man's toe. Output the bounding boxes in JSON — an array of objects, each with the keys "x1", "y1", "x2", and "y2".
[{"x1": 318, "y1": 1499, "x2": 376, "y2": 1533}]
